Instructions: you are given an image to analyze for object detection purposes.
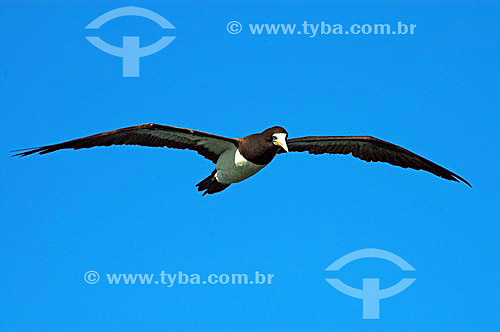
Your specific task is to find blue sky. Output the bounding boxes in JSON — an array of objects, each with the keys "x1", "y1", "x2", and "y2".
[{"x1": 1, "y1": 1, "x2": 499, "y2": 331}]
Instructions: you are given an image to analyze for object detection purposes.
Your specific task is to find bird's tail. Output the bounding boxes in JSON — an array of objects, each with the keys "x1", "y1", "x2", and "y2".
[{"x1": 196, "y1": 170, "x2": 230, "y2": 196}]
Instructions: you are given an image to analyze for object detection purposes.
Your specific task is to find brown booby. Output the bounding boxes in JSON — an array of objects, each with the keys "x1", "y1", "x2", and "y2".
[{"x1": 13, "y1": 124, "x2": 470, "y2": 194}]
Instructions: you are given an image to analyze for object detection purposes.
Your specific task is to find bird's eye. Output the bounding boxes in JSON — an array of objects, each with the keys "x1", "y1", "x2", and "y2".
[{"x1": 272, "y1": 135, "x2": 277, "y2": 141}]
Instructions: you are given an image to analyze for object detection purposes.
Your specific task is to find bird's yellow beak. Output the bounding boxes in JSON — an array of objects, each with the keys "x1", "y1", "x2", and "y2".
[{"x1": 273, "y1": 133, "x2": 289, "y2": 152}]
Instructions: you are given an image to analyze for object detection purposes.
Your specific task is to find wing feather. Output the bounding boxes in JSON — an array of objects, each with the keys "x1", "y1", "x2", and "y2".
[
  {"x1": 286, "y1": 136, "x2": 470, "y2": 186},
  {"x1": 13, "y1": 123, "x2": 239, "y2": 164}
]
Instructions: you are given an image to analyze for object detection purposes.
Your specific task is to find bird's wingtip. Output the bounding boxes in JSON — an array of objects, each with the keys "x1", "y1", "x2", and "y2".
[
  {"x1": 454, "y1": 174, "x2": 471, "y2": 188},
  {"x1": 10, "y1": 147, "x2": 43, "y2": 157}
]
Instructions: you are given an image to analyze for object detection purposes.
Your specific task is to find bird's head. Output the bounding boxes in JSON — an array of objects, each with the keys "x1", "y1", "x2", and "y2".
[{"x1": 263, "y1": 126, "x2": 289, "y2": 152}]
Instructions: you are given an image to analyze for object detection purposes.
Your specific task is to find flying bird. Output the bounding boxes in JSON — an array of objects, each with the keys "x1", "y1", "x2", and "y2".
[{"x1": 13, "y1": 124, "x2": 470, "y2": 194}]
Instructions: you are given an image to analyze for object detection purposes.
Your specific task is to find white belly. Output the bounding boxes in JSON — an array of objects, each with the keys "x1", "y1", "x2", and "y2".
[{"x1": 215, "y1": 147, "x2": 266, "y2": 184}]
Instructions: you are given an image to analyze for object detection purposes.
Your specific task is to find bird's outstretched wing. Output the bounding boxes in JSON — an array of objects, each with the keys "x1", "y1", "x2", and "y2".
[
  {"x1": 285, "y1": 136, "x2": 470, "y2": 186},
  {"x1": 13, "y1": 123, "x2": 239, "y2": 164}
]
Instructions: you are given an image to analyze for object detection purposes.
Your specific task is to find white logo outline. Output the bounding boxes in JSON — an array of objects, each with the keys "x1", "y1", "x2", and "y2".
[
  {"x1": 325, "y1": 248, "x2": 416, "y2": 319},
  {"x1": 85, "y1": 6, "x2": 175, "y2": 77}
]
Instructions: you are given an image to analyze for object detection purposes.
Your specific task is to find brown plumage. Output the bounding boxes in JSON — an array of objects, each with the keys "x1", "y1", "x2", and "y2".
[
  {"x1": 13, "y1": 123, "x2": 239, "y2": 164},
  {"x1": 238, "y1": 126, "x2": 288, "y2": 165},
  {"x1": 13, "y1": 123, "x2": 471, "y2": 194},
  {"x1": 283, "y1": 136, "x2": 470, "y2": 186}
]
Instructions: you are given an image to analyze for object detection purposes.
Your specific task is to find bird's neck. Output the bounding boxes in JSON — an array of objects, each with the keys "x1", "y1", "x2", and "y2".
[{"x1": 239, "y1": 139, "x2": 277, "y2": 165}]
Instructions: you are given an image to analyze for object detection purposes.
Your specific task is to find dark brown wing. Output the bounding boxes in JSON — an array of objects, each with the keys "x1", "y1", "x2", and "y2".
[
  {"x1": 285, "y1": 136, "x2": 470, "y2": 186},
  {"x1": 13, "y1": 123, "x2": 239, "y2": 164}
]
